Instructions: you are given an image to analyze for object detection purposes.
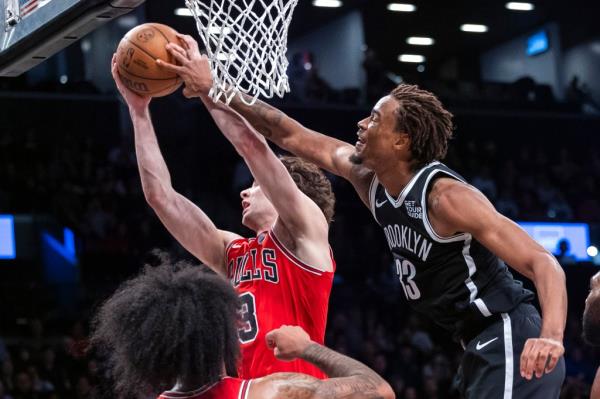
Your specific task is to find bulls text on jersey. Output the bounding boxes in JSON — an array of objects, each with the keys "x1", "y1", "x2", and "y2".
[{"x1": 228, "y1": 248, "x2": 279, "y2": 287}]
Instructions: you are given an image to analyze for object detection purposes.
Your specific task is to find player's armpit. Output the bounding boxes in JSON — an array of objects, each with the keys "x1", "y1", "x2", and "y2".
[{"x1": 150, "y1": 190, "x2": 242, "y2": 276}]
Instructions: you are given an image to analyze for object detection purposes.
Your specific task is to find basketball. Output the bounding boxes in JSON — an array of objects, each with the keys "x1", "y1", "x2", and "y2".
[{"x1": 115, "y1": 23, "x2": 182, "y2": 97}]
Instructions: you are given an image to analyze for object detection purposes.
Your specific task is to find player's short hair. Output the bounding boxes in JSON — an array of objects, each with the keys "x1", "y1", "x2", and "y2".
[
  {"x1": 280, "y1": 156, "x2": 335, "y2": 224},
  {"x1": 90, "y1": 253, "x2": 240, "y2": 398},
  {"x1": 583, "y1": 290, "x2": 600, "y2": 346},
  {"x1": 390, "y1": 84, "x2": 454, "y2": 170}
]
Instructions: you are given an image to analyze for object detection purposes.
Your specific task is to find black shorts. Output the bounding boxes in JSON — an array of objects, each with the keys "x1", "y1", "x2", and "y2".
[{"x1": 456, "y1": 302, "x2": 565, "y2": 399}]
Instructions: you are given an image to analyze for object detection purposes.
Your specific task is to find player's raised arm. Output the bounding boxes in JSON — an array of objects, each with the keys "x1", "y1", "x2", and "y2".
[
  {"x1": 157, "y1": 35, "x2": 374, "y2": 206},
  {"x1": 247, "y1": 326, "x2": 395, "y2": 399},
  {"x1": 427, "y1": 178, "x2": 567, "y2": 380},
  {"x1": 111, "y1": 55, "x2": 240, "y2": 276}
]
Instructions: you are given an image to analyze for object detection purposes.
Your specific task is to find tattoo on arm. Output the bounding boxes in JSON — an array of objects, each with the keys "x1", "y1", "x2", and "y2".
[
  {"x1": 298, "y1": 343, "x2": 387, "y2": 398},
  {"x1": 272, "y1": 373, "x2": 385, "y2": 399},
  {"x1": 231, "y1": 94, "x2": 285, "y2": 139}
]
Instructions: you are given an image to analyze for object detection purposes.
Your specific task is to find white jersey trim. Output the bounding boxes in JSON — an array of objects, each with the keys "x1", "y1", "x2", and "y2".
[
  {"x1": 502, "y1": 313, "x2": 514, "y2": 399},
  {"x1": 462, "y1": 235, "x2": 492, "y2": 317},
  {"x1": 368, "y1": 174, "x2": 380, "y2": 223},
  {"x1": 242, "y1": 380, "x2": 252, "y2": 399},
  {"x1": 268, "y1": 231, "x2": 328, "y2": 275},
  {"x1": 386, "y1": 161, "x2": 440, "y2": 208}
]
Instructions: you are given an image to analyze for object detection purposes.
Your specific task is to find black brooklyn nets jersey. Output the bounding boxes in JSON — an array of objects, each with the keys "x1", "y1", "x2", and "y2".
[{"x1": 369, "y1": 161, "x2": 533, "y2": 338}]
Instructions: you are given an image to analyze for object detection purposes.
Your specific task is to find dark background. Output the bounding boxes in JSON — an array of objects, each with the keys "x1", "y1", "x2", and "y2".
[{"x1": 1, "y1": 1, "x2": 600, "y2": 398}]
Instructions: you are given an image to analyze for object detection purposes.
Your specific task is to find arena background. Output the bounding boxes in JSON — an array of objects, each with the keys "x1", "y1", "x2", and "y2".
[{"x1": 1, "y1": 0, "x2": 600, "y2": 398}]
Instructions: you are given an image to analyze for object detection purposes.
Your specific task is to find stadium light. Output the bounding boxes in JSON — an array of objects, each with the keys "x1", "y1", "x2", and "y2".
[
  {"x1": 399, "y1": 54, "x2": 425, "y2": 63},
  {"x1": 460, "y1": 24, "x2": 488, "y2": 33},
  {"x1": 387, "y1": 3, "x2": 417, "y2": 12},
  {"x1": 588, "y1": 246, "x2": 599, "y2": 257},
  {"x1": 312, "y1": 0, "x2": 342, "y2": 7},
  {"x1": 506, "y1": 2, "x2": 535, "y2": 11},
  {"x1": 407, "y1": 37, "x2": 435, "y2": 46},
  {"x1": 174, "y1": 8, "x2": 192, "y2": 16}
]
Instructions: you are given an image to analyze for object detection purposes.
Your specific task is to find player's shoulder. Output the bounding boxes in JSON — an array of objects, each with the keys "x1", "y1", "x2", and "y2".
[{"x1": 428, "y1": 176, "x2": 473, "y2": 207}]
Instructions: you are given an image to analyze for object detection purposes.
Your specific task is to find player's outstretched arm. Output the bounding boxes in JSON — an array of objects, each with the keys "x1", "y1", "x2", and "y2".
[
  {"x1": 427, "y1": 178, "x2": 567, "y2": 381},
  {"x1": 111, "y1": 55, "x2": 240, "y2": 276},
  {"x1": 157, "y1": 35, "x2": 374, "y2": 206},
  {"x1": 248, "y1": 326, "x2": 395, "y2": 399},
  {"x1": 200, "y1": 97, "x2": 330, "y2": 265}
]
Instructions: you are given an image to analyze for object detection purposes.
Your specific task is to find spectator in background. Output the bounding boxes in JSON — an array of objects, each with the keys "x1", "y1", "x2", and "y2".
[{"x1": 555, "y1": 240, "x2": 577, "y2": 266}]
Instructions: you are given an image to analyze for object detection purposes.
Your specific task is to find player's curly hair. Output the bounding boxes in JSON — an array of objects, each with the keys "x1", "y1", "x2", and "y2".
[
  {"x1": 583, "y1": 291, "x2": 600, "y2": 346},
  {"x1": 390, "y1": 84, "x2": 454, "y2": 170},
  {"x1": 280, "y1": 156, "x2": 336, "y2": 224},
  {"x1": 90, "y1": 253, "x2": 240, "y2": 398}
]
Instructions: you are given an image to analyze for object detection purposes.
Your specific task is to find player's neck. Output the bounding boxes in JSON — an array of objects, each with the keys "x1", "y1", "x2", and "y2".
[
  {"x1": 375, "y1": 161, "x2": 415, "y2": 198},
  {"x1": 251, "y1": 217, "x2": 277, "y2": 234}
]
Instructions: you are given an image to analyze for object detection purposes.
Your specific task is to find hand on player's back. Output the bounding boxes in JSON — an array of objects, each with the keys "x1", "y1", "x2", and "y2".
[
  {"x1": 111, "y1": 54, "x2": 152, "y2": 113},
  {"x1": 266, "y1": 326, "x2": 313, "y2": 362},
  {"x1": 157, "y1": 34, "x2": 212, "y2": 98}
]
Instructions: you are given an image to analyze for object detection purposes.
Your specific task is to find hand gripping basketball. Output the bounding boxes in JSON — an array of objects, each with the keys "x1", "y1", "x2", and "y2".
[
  {"x1": 265, "y1": 325, "x2": 313, "y2": 362},
  {"x1": 156, "y1": 34, "x2": 213, "y2": 99},
  {"x1": 111, "y1": 54, "x2": 151, "y2": 113}
]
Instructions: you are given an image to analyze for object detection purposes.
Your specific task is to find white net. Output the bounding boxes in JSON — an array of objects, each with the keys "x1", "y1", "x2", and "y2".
[{"x1": 185, "y1": 0, "x2": 299, "y2": 105}]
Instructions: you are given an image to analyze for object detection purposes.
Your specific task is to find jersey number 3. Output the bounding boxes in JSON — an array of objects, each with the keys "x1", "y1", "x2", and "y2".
[
  {"x1": 238, "y1": 292, "x2": 259, "y2": 343},
  {"x1": 396, "y1": 259, "x2": 421, "y2": 300}
]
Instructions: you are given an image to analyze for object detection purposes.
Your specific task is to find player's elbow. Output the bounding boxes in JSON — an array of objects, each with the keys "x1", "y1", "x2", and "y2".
[
  {"x1": 531, "y1": 251, "x2": 565, "y2": 284},
  {"x1": 143, "y1": 183, "x2": 173, "y2": 210}
]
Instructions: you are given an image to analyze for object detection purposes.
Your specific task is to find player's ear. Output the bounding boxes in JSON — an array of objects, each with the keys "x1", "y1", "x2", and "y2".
[{"x1": 393, "y1": 132, "x2": 410, "y2": 150}]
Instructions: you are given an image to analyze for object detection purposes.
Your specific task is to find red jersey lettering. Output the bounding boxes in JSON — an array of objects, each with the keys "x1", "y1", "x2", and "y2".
[{"x1": 226, "y1": 231, "x2": 335, "y2": 379}]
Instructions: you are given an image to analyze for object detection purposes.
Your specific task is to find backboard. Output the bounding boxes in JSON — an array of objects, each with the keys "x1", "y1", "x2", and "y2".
[{"x1": 0, "y1": 0, "x2": 145, "y2": 77}]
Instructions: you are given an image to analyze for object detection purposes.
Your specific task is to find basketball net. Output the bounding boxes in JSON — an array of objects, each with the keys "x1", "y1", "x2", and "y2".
[{"x1": 185, "y1": 0, "x2": 299, "y2": 105}]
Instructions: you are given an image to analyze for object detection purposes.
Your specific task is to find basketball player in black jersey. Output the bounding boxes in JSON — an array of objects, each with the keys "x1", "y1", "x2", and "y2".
[{"x1": 159, "y1": 37, "x2": 567, "y2": 398}]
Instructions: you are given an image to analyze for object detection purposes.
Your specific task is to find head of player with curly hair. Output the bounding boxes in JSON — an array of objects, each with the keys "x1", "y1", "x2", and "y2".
[
  {"x1": 90, "y1": 255, "x2": 241, "y2": 398},
  {"x1": 351, "y1": 84, "x2": 454, "y2": 172},
  {"x1": 240, "y1": 156, "x2": 335, "y2": 231},
  {"x1": 583, "y1": 272, "x2": 600, "y2": 346},
  {"x1": 279, "y1": 156, "x2": 335, "y2": 224}
]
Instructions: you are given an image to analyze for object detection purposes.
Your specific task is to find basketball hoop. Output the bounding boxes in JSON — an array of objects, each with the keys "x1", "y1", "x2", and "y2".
[{"x1": 185, "y1": 0, "x2": 299, "y2": 105}]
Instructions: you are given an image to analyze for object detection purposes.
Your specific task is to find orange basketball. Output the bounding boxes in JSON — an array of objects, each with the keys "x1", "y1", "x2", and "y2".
[{"x1": 115, "y1": 23, "x2": 183, "y2": 97}]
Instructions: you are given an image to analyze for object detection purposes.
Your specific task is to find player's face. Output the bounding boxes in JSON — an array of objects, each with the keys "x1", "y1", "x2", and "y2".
[
  {"x1": 240, "y1": 182, "x2": 278, "y2": 232},
  {"x1": 350, "y1": 95, "x2": 409, "y2": 169}
]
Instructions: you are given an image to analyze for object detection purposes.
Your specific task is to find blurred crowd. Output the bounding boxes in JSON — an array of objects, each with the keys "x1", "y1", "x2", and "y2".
[
  {"x1": 0, "y1": 280, "x2": 597, "y2": 399},
  {"x1": 1, "y1": 101, "x2": 599, "y2": 398}
]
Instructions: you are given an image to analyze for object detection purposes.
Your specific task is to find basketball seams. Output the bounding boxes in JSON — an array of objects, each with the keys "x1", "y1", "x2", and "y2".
[
  {"x1": 150, "y1": 25, "x2": 172, "y2": 44},
  {"x1": 151, "y1": 24, "x2": 184, "y2": 69},
  {"x1": 116, "y1": 23, "x2": 182, "y2": 97},
  {"x1": 117, "y1": 64, "x2": 177, "y2": 81},
  {"x1": 146, "y1": 77, "x2": 182, "y2": 97},
  {"x1": 118, "y1": 66, "x2": 181, "y2": 96}
]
